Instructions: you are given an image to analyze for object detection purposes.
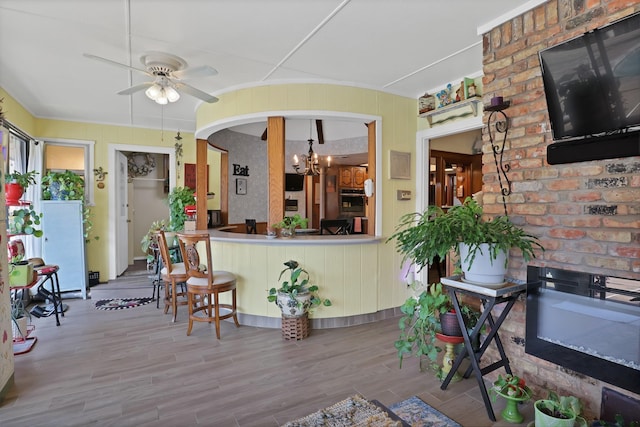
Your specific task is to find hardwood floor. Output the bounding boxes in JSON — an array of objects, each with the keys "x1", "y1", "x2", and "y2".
[{"x1": 1, "y1": 264, "x2": 533, "y2": 426}]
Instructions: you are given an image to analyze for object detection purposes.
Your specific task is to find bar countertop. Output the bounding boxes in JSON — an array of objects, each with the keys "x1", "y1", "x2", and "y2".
[{"x1": 198, "y1": 229, "x2": 383, "y2": 245}]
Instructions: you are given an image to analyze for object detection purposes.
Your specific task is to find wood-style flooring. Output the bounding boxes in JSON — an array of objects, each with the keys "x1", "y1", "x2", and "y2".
[{"x1": 1, "y1": 262, "x2": 534, "y2": 426}]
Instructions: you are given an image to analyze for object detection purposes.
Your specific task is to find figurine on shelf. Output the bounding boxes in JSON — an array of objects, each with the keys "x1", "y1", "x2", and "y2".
[{"x1": 437, "y1": 83, "x2": 454, "y2": 108}]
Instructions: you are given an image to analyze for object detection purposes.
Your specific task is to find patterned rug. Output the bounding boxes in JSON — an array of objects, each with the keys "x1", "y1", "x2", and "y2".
[
  {"x1": 282, "y1": 395, "x2": 460, "y2": 427},
  {"x1": 95, "y1": 297, "x2": 154, "y2": 310},
  {"x1": 389, "y1": 396, "x2": 462, "y2": 427}
]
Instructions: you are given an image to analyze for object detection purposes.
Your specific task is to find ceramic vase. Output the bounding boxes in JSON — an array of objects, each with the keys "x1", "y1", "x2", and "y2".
[
  {"x1": 459, "y1": 243, "x2": 507, "y2": 285},
  {"x1": 276, "y1": 291, "x2": 311, "y2": 317}
]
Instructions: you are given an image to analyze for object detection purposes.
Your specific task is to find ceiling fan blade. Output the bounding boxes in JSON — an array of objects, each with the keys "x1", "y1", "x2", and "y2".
[
  {"x1": 83, "y1": 53, "x2": 150, "y2": 76},
  {"x1": 316, "y1": 119, "x2": 324, "y2": 144},
  {"x1": 175, "y1": 82, "x2": 219, "y2": 103},
  {"x1": 117, "y1": 82, "x2": 154, "y2": 95},
  {"x1": 172, "y1": 65, "x2": 218, "y2": 80}
]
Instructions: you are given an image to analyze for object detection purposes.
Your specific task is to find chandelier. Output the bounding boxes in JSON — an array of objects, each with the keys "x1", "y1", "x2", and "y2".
[
  {"x1": 145, "y1": 76, "x2": 180, "y2": 105},
  {"x1": 292, "y1": 121, "x2": 331, "y2": 176}
]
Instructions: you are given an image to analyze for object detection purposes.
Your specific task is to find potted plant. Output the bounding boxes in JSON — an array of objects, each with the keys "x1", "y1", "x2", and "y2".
[
  {"x1": 42, "y1": 170, "x2": 85, "y2": 200},
  {"x1": 593, "y1": 415, "x2": 640, "y2": 427},
  {"x1": 490, "y1": 374, "x2": 532, "y2": 423},
  {"x1": 271, "y1": 213, "x2": 308, "y2": 237},
  {"x1": 535, "y1": 391, "x2": 585, "y2": 427},
  {"x1": 140, "y1": 219, "x2": 169, "y2": 267},
  {"x1": 267, "y1": 260, "x2": 331, "y2": 317},
  {"x1": 167, "y1": 186, "x2": 195, "y2": 232},
  {"x1": 388, "y1": 197, "x2": 544, "y2": 285},
  {"x1": 5, "y1": 170, "x2": 38, "y2": 203},
  {"x1": 8, "y1": 206, "x2": 43, "y2": 237},
  {"x1": 395, "y1": 281, "x2": 451, "y2": 372}
]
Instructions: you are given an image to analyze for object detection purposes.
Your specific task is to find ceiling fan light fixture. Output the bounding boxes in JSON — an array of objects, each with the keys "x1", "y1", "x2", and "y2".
[
  {"x1": 165, "y1": 85, "x2": 180, "y2": 103},
  {"x1": 155, "y1": 89, "x2": 169, "y2": 105},
  {"x1": 145, "y1": 83, "x2": 162, "y2": 100}
]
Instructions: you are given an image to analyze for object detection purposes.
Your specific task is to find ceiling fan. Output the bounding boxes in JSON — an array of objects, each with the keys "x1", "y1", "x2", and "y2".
[{"x1": 83, "y1": 51, "x2": 219, "y2": 104}]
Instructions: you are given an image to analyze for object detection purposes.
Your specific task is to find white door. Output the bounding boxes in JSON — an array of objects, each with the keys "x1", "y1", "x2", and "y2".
[{"x1": 116, "y1": 151, "x2": 129, "y2": 276}]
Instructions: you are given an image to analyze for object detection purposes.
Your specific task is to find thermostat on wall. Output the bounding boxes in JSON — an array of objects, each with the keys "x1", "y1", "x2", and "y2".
[{"x1": 397, "y1": 190, "x2": 411, "y2": 200}]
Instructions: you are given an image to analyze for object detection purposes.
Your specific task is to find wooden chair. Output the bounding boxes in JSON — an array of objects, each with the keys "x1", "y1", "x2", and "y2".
[
  {"x1": 176, "y1": 231, "x2": 239, "y2": 339},
  {"x1": 320, "y1": 219, "x2": 351, "y2": 235},
  {"x1": 156, "y1": 230, "x2": 188, "y2": 322},
  {"x1": 245, "y1": 219, "x2": 257, "y2": 234}
]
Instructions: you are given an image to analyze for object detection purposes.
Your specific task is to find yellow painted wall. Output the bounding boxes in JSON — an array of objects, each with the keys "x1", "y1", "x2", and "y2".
[{"x1": 197, "y1": 83, "x2": 419, "y2": 311}]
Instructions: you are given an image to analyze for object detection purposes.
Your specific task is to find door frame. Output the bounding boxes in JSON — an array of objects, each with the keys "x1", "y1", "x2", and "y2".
[{"x1": 107, "y1": 144, "x2": 176, "y2": 280}]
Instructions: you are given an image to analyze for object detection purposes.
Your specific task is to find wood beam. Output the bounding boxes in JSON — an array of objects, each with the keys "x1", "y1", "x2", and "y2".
[
  {"x1": 196, "y1": 138, "x2": 208, "y2": 230},
  {"x1": 366, "y1": 121, "x2": 376, "y2": 235},
  {"x1": 268, "y1": 116, "x2": 285, "y2": 226}
]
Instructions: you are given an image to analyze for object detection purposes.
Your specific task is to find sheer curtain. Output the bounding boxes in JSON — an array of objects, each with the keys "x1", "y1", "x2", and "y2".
[
  {"x1": 8, "y1": 133, "x2": 24, "y2": 173},
  {"x1": 24, "y1": 140, "x2": 43, "y2": 259}
]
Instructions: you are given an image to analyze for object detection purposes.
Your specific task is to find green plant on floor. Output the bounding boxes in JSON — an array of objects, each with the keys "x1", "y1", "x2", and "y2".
[
  {"x1": 141, "y1": 219, "x2": 169, "y2": 264},
  {"x1": 167, "y1": 186, "x2": 195, "y2": 231},
  {"x1": 593, "y1": 415, "x2": 640, "y2": 427},
  {"x1": 395, "y1": 281, "x2": 451, "y2": 372}
]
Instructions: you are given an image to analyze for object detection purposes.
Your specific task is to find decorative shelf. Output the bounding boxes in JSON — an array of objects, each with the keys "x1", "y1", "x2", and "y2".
[{"x1": 419, "y1": 98, "x2": 483, "y2": 126}]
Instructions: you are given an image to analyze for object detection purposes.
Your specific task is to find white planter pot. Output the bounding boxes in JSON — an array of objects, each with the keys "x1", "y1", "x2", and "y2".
[
  {"x1": 459, "y1": 243, "x2": 507, "y2": 285},
  {"x1": 277, "y1": 291, "x2": 312, "y2": 317},
  {"x1": 534, "y1": 400, "x2": 585, "y2": 427},
  {"x1": 12, "y1": 316, "x2": 29, "y2": 339}
]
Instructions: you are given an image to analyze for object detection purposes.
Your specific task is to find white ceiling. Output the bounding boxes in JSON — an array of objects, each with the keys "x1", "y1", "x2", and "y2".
[{"x1": 0, "y1": 0, "x2": 538, "y2": 140}]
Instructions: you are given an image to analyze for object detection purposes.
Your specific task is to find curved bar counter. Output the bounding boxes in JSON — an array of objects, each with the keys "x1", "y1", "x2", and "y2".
[{"x1": 195, "y1": 230, "x2": 393, "y2": 329}]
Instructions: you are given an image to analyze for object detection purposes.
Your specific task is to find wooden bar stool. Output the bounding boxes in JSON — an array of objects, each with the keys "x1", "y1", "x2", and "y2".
[
  {"x1": 156, "y1": 231, "x2": 188, "y2": 322},
  {"x1": 176, "y1": 231, "x2": 239, "y2": 339}
]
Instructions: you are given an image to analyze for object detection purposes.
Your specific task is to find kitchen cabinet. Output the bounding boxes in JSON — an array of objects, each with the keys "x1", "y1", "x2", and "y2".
[
  {"x1": 339, "y1": 166, "x2": 367, "y2": 188},
  {"x1": 41, "y1": 201, "x2": 87, "y2": 299}
]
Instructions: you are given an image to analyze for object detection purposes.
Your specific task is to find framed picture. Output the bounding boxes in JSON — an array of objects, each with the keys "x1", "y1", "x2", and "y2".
[
  {"x1": 236, "y1": 178, "x2": 247, "y2": 195},
  {"x1": 389, "y1": 150, "x2": 411, "y2": 180}
]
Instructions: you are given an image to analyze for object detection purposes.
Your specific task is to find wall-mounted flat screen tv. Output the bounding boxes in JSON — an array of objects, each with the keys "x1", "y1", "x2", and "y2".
[
  {"x1": 539, "y1": 12, "x2": 640, "y2": 164},
  {"x1": 285, "y1": 173, "x2": 304, "y2": 191}
]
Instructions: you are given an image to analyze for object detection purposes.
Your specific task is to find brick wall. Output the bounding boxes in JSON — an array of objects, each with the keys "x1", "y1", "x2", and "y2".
[{"x1": 480, "y1": 0, "x2": 640, "y2": 417}]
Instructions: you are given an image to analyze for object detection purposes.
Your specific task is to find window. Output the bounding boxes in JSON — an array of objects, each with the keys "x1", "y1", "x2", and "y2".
[{"x1": 43, "y1": 139, "x2": 95, "y2": 205}]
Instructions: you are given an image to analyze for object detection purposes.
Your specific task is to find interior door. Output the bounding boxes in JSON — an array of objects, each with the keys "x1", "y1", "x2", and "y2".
[{"x1": 116, "y1": 151, "x2": 129, "y2": 276}]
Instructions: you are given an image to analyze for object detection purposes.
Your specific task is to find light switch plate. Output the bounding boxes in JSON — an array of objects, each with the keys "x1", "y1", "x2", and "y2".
[{"x1": 397, "y1": 190, "x2": 411, "y2": 200}]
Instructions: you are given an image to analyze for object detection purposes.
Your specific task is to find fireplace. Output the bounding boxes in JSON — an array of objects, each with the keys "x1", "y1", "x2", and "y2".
[{"x1": 526, "y1": 266, "x2": 640, "y2": 395}]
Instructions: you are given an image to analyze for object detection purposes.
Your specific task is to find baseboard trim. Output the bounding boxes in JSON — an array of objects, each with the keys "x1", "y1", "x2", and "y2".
[{"x1": 236, "y1": 307, "x2": 403, "y2": 329}]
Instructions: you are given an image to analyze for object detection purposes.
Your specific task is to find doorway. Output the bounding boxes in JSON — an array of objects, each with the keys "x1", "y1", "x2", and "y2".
[
  {"x1": 416, "y1": 115, "x2": 484, "y2": 281},
  {"x1": 107, "y1": 144, "x2": 176, "y2": 280}
]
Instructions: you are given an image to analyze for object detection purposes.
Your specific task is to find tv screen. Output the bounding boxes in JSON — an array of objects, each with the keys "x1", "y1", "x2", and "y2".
[
  {"x1": 285, "y1": 173, "x2": 304, "y2": 191},
  {"x1": 539, "y1": 12, "x2": 640, "y2": 141}
]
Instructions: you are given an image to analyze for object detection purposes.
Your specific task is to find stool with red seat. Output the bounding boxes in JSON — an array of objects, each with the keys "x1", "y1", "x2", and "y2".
[{"x1": 29, "y1": 257, "x2": 64, "y2": 326}]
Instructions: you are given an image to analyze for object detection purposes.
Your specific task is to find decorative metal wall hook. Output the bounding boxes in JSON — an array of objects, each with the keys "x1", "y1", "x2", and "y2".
[{"x1": 486, "y1": 99, "x2": 511, "y2": 216}]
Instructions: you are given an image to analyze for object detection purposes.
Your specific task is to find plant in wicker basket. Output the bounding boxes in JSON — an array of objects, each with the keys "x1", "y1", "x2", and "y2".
[{"x1": 267, "y1": 260, "x2": 331, "y2": 317}]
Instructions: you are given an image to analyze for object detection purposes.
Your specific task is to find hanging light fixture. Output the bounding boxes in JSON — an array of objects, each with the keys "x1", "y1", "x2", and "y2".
[
  {"x1": 292, "y1": 120, "x2": 331, "y2": 175},
  {"x1": 145, "y1": 77, "x2": 180, "y2": 105}
]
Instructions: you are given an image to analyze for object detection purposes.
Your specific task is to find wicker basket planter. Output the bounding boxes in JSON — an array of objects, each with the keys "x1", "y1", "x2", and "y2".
[{"x1": 281, "y1": 313, "x2": 309, "y2": 340}]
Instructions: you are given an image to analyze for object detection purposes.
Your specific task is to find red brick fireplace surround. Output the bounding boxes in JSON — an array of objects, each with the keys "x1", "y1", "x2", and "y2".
[{"x1": 478, "y1": 0, "x2": 640, "y2": 418}]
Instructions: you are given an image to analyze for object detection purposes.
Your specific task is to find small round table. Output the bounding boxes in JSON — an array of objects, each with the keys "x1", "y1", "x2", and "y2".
[{"x1": 436, "y1": 332, "x2": 465, "y2": 382}]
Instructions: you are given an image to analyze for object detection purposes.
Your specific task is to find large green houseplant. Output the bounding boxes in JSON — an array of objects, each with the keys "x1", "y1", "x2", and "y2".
[
  {"x1": 42, "y1": 170, "x2": 85, "y2": 200},
  {"x1": 388, "y1": 197, "x2": 543, "y2": 284},
  {"x1": 167, "y1": 186, "x2": 195, "y2": 231},
  {"x1": 267, "y1": 260, "x2": 331, "y2": 317}
]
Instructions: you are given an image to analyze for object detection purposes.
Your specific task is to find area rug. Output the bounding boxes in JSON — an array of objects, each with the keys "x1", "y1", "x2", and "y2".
[
  {"x1": 283, "y1": 395, "x2": 408, "y2": 427},
  {"x1": 95, "y1": 297, "x2": 153, "y2": 310},
  {"x1": 389, "y1": 396, "x2": 461, "y2": 427}
]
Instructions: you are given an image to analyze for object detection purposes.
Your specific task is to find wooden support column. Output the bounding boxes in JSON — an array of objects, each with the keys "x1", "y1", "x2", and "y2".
[
  {"x1": 267, "y1": 116, "x2": 285, "y2": 226},
  {"x1": 196, "y1": 138, "x2": 208, "y2": 230},
  {"x1": 366, "y1": 121, "x2": 376, "y2": 235}
]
